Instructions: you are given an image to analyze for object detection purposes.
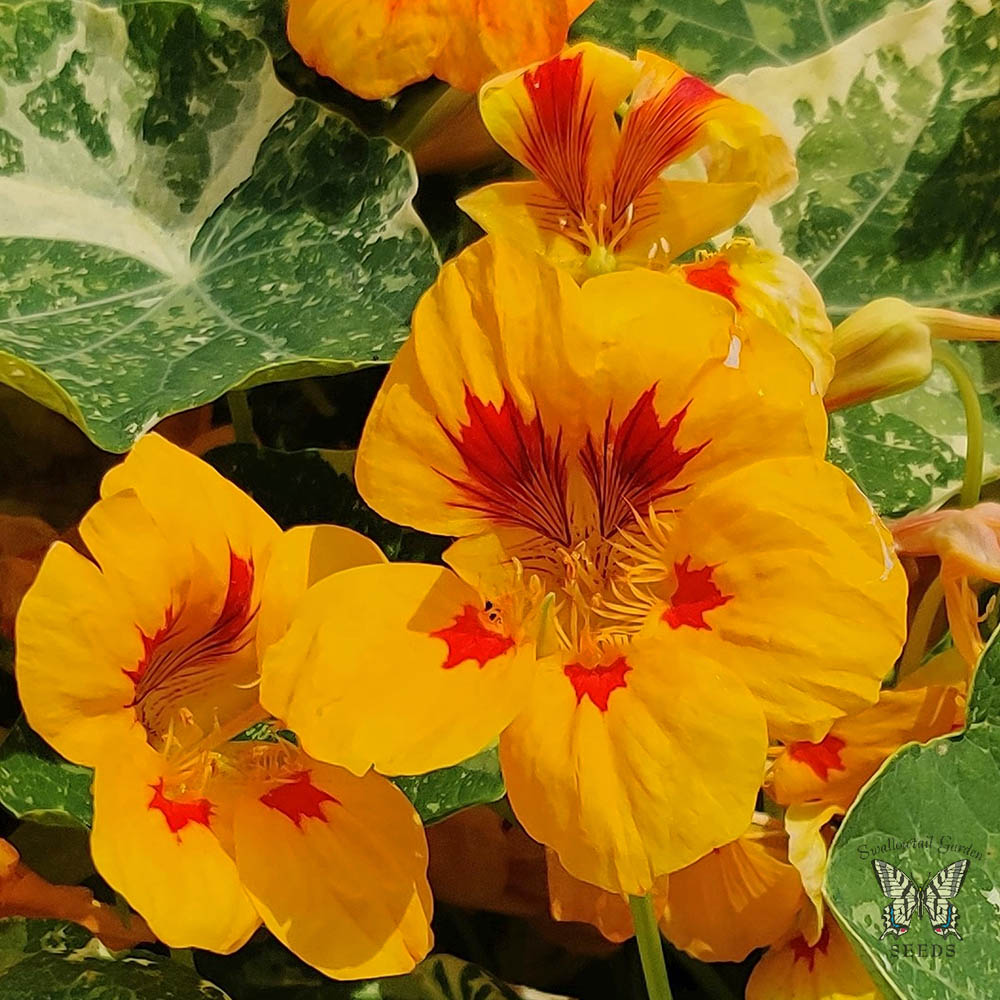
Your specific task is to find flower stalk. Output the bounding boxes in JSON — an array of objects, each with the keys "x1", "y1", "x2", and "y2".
[
  {"x1": 931, "y1": 342, "x2": 984, "y2": 509},
  {"x1": 629, "y1": 894, "x2": 673, "y2": 1000}
]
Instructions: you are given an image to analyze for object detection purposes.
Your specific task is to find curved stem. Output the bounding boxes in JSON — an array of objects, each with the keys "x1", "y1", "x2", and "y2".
[
  {"x1": 932, "y1": 342, "x2": 984, "y2": 508},
  {"x1": 897, "y1": 575, "x2": 945, "y2": 681},
  {"x1": 227, "y1": 390, "x2": 256, "y2": 445},
  {"x1": 629, "y1": 894, "x2": 673, "y2": 1000}
]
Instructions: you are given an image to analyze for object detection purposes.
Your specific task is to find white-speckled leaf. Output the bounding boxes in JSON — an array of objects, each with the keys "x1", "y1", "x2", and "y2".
[
  {"x1": 827, "y1": 630, "x2": 1000, "y2": 1000},
  {"x1": 0, "y1": 0, "x2": 437, "y2": 451},
  {"x1": 394, "y1": 744, "x2": 505, "y2": 825},
  {"x1": 0, "y1": 919, "x2": 232, "y2": 998}
]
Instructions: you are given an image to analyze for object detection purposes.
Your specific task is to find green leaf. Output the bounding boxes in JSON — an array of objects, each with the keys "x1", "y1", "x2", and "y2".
[
  {"x1": 198, "y1": 938, "x2": 522, "y2": 1000},
  {"x1": 826, "y1": 631, "x2": 1000, "y2": 1000},
  {"x1": 0, "y1": 0, "x2": 438, "y2": 452},
  {"x1": 205, "y1": 443, "x2": 449, "y2": 563},
  {"x1": 0, "y1": 918, "x2": 232, "y2": 998},
  {"x1": 393, "y1": 744, "x2": 505, "y2": 825},
  {"x1": 0, "y1": 715, "x2": 93, "y2": 827}
]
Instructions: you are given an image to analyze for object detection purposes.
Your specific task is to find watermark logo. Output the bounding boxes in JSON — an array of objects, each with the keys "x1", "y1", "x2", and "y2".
[{"x1": 872, "y1": 858, "x2": 969, "y2": 940}]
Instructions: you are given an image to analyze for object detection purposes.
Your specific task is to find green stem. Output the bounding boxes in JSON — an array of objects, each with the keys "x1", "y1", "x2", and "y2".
[
  {"x1": 896, "y1": 575, "x2": 945, "y2": 681},
  {"x1": 629, "y1": 895, "x2": 672, "y2": 1000},
  {"x1": 227, "y1": 390, "x2": 256, "y2": 445},
  {"x1": 932, "y1": 342, "x2": 984, "y2": 508}
]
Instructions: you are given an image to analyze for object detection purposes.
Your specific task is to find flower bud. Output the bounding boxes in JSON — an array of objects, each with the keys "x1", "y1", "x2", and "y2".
[{"x1": 825, "y1": 298, "x2": 1000, "y2": 411}]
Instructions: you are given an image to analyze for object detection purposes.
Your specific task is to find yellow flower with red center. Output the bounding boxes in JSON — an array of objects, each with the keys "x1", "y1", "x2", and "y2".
[
  {"x1": 260, "y1": 238, "x2": 906, "y2": 896},
  {"x1": 459, "y1": 43, "x2": 795, "y2": 281},
  {"x1": 15, "y1": 436, "x2": 432, "y2": 978},
  {"x1": 286, "y1": 0, "x2": 593, "y2": 100}
]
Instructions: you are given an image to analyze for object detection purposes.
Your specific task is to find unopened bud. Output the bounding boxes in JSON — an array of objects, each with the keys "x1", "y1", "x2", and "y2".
[{"x1": 825, "y1": 298, "x2": 1000, "y2": 411}]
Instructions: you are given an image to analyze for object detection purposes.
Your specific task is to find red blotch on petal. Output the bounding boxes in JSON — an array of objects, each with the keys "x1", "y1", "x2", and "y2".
[
  {"x1": 260, "y1": 771, "x2": 338, "y2": 829},
  {"x1": 683, "y1": 258, "x2": 739, "y2": 308},
  {"x1": 521, "y1": 52, "x2": 592, "y2": 216},
  {"x1": 565, "y1": 656, "x2": 632, "y2": 711},
  {"x1": 663, "y1": 556, "x2": 731, "y2": 629},
  {"x1": 431, "y1": 605, "x2": 515, "y2": 670},
  {"x1": 790, "y1": 924, "x2": 831, "y2": 973},
  {"x1": 580, "y1": 387, "x2": 706, "y2": 536},
  {"x1": 148, "y1": 779, "x2": 213, "y2": 834},
  {"x1": 441, "y1": 387, "x2": 572, "y2": 545},
  {"x1": 788, "y1": 734, "x2": 848, "y2": 782}
]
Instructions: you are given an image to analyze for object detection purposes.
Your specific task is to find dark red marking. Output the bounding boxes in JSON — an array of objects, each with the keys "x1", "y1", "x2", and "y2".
[
  {"x1": 788, "y1": 734, "x2": 848, "y2": 782},
  {"x1": 441, "y1": 388, "x2": 572, "y2": 545},
  {"x1": 663, "y1": 557, "x2": 731, "y2": 629},
  {"x1": 124, "y1": 549, "x2": 258, "y2": 709},
  {"x1": 790, "y1": 924, "x2": 831, "y2": 972},
  {"x1": 260, "y1": 771, "x2": 338, "y2": 829},
  {"x1": 580, "y1": 388, "x2": 706, "y2": 535},
  {"x1": 683, "y1": 258, "x2": 739, "y2": 307},
  {"x1": 430, "y1": 605, "x2": 515, "y2": 670},
  {"x1": 611, "y1": 73, "x2": 719, "y2": 220},
  {"x1": 520, "y1": 52, "x2": 592, "y2": 216},
  {"x1": 148, "y1": 779, "x2": 213, "y2": 834},
  {"x1": 564, "y1": 656, "x2": 632, "y2": 711}
]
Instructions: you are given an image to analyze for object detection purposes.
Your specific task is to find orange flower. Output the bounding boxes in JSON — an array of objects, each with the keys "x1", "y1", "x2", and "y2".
[
  {"x1": 460, "y1": 43, "x2": 795, "y2": 280},
  {"x1": 286, "y1": 0, "x2": 593, "y2": 100}
]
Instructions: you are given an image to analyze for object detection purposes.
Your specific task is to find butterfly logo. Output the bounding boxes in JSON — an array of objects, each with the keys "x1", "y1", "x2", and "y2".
[{"x1": 872, "y1": 859, "x2": 969, "y2": 940}]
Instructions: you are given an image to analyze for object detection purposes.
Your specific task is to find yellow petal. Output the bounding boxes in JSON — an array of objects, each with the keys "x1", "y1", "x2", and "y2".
[
  {"x1": 15, "y1": 542, "x2": 142, "y2": 766},
  {"x1": 680, "y1": 240, "x2": 835, "y2": 393},
  {"x1": 501, "y1": 638, "x2": 766, "y2": 895},
  {"x1": 615, "y1": 178, "x2": 759, "y2": 267},
  {"x1": 546, "y1": 850, "x2": 634, "y2": 943},
  {"x1": 90, "y1": 738, "x2": 259, "y2": 952},
  {"x1": 657, "y1": 823, "x2": 805, "y2": 962},
  {"x1": 746, "y1": 914, "x2": 881, "y2": 1000},
  {"x1": 785, "y1": 802, "x2": 840, "y2": 946},
  {"x1": 768, "y1": 685, "x2": 962, "y2": 811},
  {"x1": 639, "y1": 456, "x2": 907, "y2": 742},
  {"x1": 260, "y1": 562, "x2": 533, "y2": 775},
  {"x1": 478, "y1": 43, "x2": 637, "y2": 215},
  {"x1": 623, "y1": 51, "x2": 796, "y2": 203},
  {"x1": 256, "y1": 524, "x2": 386, "y2": 657},
  {"x1": 234, "y1": 760, "x2": 432, "y2": 978}
]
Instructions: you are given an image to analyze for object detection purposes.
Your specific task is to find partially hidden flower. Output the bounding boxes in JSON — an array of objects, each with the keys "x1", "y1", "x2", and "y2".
[
  {"x1": 0, "y1": 514, "x2": 57, "y2": 640},
  {"x1": 746, "y1": 910, "x2": 883, "y2": 1000},
  {"x1": 15, "y1": 435, "x2": 432, "y2": 978},
  {"x1": 892, "y1": 503, "x2": 1000, "y2": 667},
  {"x1": 260, "y1": 238, "x2": 906, "y2": 897},
  {"x1": 0, "y1": 839, "x2": 152, "y2": 951},
  {"x1": 826, "y1": 298, "x2": 1000, "y2": 411},
  {"x1": 459, "y1": 43, "x2": 796, "y2": 280},
  {"x1": 286, "y1": 0, "x2": 593, "y2": 100}
]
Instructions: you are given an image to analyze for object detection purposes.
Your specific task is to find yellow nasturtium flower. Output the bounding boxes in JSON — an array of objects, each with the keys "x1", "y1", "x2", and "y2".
[
  {"x1": 260, "y1": 238, "x2": 906, "y2": 897},
  {"x1": 15, "y1": 436, "x2": 432, "y2": 978},
  {"x1": 286, "y1": 0, "x2": 593, "y2": 100},
  {"x1": 459, "y1": 43, "x2": 795, "y2": 280}
]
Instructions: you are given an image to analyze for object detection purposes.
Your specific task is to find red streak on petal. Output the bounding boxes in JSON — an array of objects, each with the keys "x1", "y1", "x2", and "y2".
[
  {"x1": 790, "y1": 924, "x2": 831, "y2": 973},
  {"x1": 788, "y1": 734, "x2": 848, "y2": 782},
  {"x1": 612, "y1": 73, "x2": 719, "y2": 217},
  {"x1": 663, "y1": 557, "x2": 731, "y2": 629},
  {"x1": 430, "y1": 605, "x2": 515, "y2": 670},
  {"x1": 148, "y1": 779, "x2": 213, "y2": 834},
  {"x1": 124, "y1": 608, "x2": 177, "y2": 685},
  {"x1": 683, "y1": 258, "x2": 739, "y2": 307},
  {"x1": 580, "y1": 387, "x2": 706, "y2": 535},
  {"x1": 520, "y1": 52, "x2": 592, "y2": 217},
  {"x1": 260, "y1": 770, "x2": 338, "y2": 829},
  {"x1": 441, "y1": 387, "x2": 572, "y2": 545},
  {"x1": 564, "y1": 656, "x2": 632, "y2": 711}
]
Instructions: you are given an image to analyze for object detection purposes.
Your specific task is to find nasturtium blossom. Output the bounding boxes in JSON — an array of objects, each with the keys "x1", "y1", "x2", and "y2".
[
  {"x1": 893, "y1": 503, "x2": 1000, "y2": 666},
  {"x1": 286, "y1": 0, "x2": 593, "y2": 100},
  {"x1": 15, "y1": 436, "x2": 432, "y2": 978},
  {"x1": 261, "y1": 238, "x2": 906, "y2": 896},
  {"x1": 746, "y1": 911, "x2": 881, "y2": 1000},
  {"x1": 458, "y1": 43, "x2": 795, "y2": 280}
]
